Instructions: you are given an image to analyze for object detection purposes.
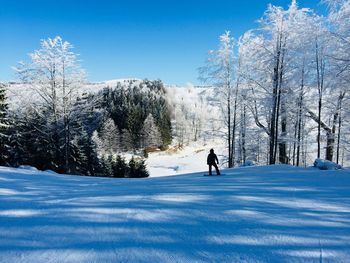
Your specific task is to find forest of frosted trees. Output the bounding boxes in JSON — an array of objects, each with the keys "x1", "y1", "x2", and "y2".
[
  {"x1": 0, "y1": 0, "x2": 350, "y2": 176},
  {"x1": 200, "y1": 0, "x2": 350, "y2": 168},
  {"x1": 0, "y1": 37, "x2": 171, "y2": 177}
]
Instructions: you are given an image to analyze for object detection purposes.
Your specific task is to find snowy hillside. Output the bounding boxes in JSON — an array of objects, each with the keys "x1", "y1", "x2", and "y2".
[
  {"x1": 5, "y1": 79, "x2": 155, "y2": 109},
  {"x1": 5, "y1": 79, "x2": 226, "y2": 177},
  {"x1": 1, "y1": 165, "x2": 349, "y2": 262}
]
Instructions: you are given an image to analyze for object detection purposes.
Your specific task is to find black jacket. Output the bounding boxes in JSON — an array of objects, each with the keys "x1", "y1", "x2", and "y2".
[{"x1": 207, "y1": 153, "x2": 218, "y2": 165}]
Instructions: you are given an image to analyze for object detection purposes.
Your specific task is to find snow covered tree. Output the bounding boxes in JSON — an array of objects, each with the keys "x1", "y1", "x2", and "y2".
[
  {"x1": 199, "y1": 31, "x2": 238, "y2": 167},
  {"x1": 14, "y1": 36, "x2": 86, "y2": 172},
  {"x1": 238, "y1": 1, "x2": 320, "y2": 164},
  {"x1": 93, "y1": 118, "x2": 121, "y2": 155},
  {"x1": 141, "y1": 114, "x2": 162, "y2": 149},
  {"x1": 322, "y1": 0, "x2": 350, "y2": 162},
  {"x1": 292, "y1": 0, "x2": 350, "y2": 162}
]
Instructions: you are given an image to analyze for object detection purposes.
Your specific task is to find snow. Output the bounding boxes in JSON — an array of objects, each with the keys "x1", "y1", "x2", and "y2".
[
  {"x1": 18, "y1": 165, "x2": 39, "y2": 171},
  {"x1": 313, "y1": 158, "x2": 342, "y2": 170},
  {"x1": 1, "y1": 165, "x2": 350, "y2": 262}
]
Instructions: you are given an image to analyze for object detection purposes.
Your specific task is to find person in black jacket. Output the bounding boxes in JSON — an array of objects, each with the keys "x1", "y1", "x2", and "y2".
[{"x1": 207, "y1": 149, "x2": 220, "y2": 175}]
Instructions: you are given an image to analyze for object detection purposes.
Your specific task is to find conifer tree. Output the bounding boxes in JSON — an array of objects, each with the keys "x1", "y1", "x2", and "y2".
[
  {"x1": 0, "y1": 83, "x2": 10, "y2": 165},
  {"x1": 112, "y1": 155, "x2": 128, "y2": 177}
]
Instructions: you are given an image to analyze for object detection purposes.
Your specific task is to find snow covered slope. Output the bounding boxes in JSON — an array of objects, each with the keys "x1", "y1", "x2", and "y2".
[
  {"x1": 146, "y1": 142, "x2": 226, "y2": 177},
  {"x1": 0, "y1": 165, "x2": 350, "y2": 262}
]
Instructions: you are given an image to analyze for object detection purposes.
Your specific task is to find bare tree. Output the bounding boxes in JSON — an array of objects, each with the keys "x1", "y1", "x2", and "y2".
[
  {"x1": 14, "y1": 36, "x2": 86, "y2": 172},
  {"x1": 199, "y1": 31, "x2": 238, "y2": 167}
]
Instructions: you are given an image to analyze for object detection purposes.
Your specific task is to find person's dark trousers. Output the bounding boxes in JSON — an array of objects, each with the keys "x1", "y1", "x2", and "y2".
[{"x1": 209, "y1": 163, "x2": 220, "y2": 175}]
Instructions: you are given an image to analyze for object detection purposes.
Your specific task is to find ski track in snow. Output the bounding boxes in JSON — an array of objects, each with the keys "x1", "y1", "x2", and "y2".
[{"x1": 0, "y1": 165, "x2": 350, "y2": 262}]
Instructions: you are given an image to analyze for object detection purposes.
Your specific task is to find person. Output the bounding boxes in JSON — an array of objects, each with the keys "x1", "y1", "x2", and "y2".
[{"x1": 207, "y1": 149, "x2": 220, "y2": 175}]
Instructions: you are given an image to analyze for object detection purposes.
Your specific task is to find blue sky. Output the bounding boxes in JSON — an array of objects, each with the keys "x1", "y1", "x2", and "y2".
[{"x1": 1, "y1": 0, "x2": 324, "y2": 85}]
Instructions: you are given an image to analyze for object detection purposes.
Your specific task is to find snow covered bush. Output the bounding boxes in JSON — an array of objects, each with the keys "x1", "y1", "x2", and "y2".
[{"x1": 313, "y1": 159, "x2": 342, "y2": 170}]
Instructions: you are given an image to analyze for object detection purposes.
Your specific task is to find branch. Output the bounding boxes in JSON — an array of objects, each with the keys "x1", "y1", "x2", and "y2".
[
  {"x1": 305, "y1": 107, "x2": 331, "y2": 133},
  {"x1": 248, "y1": 86, "x2": 270, "y2": 135}
]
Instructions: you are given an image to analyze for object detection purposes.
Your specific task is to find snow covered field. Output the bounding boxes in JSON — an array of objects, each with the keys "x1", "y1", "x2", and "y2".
[{"x1": 0, "y1": 165, "x2": 350, "y2": 262}]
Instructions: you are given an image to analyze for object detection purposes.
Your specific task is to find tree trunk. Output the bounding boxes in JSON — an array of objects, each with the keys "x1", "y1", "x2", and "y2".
[
  {"x1": 292, "y1": 119, "x2": 298, "y2": 166},
  {"x1": 307, "y1": 92, "x2": 345, "y2": 162},
  {"x1": 231, "y1": 75, "x2": 240, "y2": 167},
  {"x1": 325, "y1": 131, "x2": 335, "y2": 161},
  {"x1": 269, "y1": 46, "x2": 281, "y2": 164},
  {"x1": 241, "y1": 104, "x2": 247, "y2": 164},
  {"x1": 278, "y1": 37, "x2": 287, "y2": 164},
  {"x1": 296, "y1": 105, "x2": 303, "y2": 166},
  {"x1": 336, "y1": 100, "x2": 342, "y2": 164},
  {"x1": 227, "y1": 91, "x2": 232, "y2": 168},
  {"x1": 296, "y1": 60, "x2": 305, "y2": 167},
  {"x1": 231, "y1": 96, "x2": 238, "y2": 167},
  {"x1": 278, "y1": 109, "x2": 287, "y2": 164},
  {"x1": 317, "y1": 97, "x2": 322, "y2": 159},
  {"x1": 315, "y1": 38, "x2": 325, "y2": 159}
]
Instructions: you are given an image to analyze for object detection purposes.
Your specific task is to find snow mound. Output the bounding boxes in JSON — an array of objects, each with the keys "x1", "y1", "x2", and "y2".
[{"x1": 313, "y1": 158, "x2": 342, "y2": 170}]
